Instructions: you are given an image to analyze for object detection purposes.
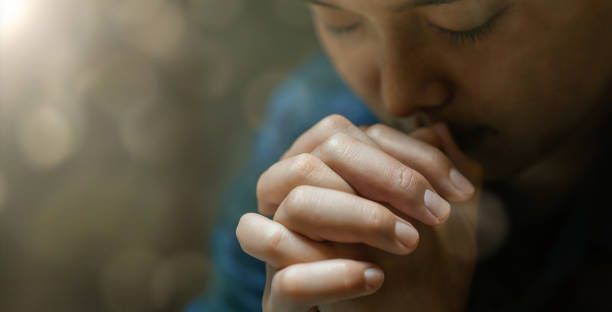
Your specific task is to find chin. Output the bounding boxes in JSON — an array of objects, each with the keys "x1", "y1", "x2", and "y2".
[{"x1": 459, "y1": 135, "x2": 531, "y2": 183}]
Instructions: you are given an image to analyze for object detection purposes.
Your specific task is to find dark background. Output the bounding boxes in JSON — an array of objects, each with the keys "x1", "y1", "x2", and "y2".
[{"x1": 0, "y1": 0, "x2": 318, "y2": 310}]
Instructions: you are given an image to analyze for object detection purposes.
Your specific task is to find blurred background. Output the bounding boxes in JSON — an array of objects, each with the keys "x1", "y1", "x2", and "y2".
[{"x1": 0, "y1": 0, "x2": 317, "y2": 311}]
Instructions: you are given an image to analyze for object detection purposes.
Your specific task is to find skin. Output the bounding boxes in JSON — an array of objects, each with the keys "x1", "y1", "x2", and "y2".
[
  {"x1": 313, "y1": 0, "x2": 612, "y2": 181},
  {"x1": 236, "y1": 0, "x2": 612, "y2": 311}
]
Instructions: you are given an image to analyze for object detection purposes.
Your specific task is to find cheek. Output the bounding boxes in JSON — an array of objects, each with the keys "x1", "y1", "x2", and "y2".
[
  {"x1": 316, "y1": 25, "x2": 381, "y2": 105},
  {"x1": 458, "y1": 0, "x2": 609, "y2": 136},
  {"x1": 450, "y1": 0, "x2": 612, "y2": 177}
]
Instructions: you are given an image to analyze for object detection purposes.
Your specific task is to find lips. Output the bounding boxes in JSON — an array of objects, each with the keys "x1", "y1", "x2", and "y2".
[
  {"x1": 387, "y1": 112, "x2": 497, "y2": 152},
  {"x1": 448, "y1": 124, "x2": 498, "y2": 152}
]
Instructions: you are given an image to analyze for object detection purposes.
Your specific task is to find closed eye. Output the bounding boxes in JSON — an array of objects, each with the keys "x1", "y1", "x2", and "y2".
[
  {"x1": 324, "y1": 22, "x2": 362, "y2": 35},
  {"x1": 429, "y1": 4, "x2": 512, "y2": 46}
]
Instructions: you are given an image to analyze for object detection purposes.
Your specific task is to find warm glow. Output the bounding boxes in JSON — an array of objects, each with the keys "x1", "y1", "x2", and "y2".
[{"x1": 0, "y1": 0, "x2": 28, "y2": 33}]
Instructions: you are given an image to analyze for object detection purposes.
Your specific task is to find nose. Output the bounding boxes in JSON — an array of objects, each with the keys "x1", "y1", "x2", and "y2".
[{"x1": 378, "y1": 38, "x2": 450, "y2": 117}]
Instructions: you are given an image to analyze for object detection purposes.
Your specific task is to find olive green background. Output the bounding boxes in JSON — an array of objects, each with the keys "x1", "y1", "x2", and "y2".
[{"x1": 0, "y1": 0, "x2": 318, "y2": 310}]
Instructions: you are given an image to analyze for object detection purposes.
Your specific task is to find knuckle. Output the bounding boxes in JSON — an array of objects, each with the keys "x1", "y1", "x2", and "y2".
[
  {"x1": 285, "y1": 185, "x2": 310, "y2": 206},
  {"x1": 289, "y1": 153, "x2": 321, "y2": 180},
  {"x1": 319, "y1": 114, "x2": 352, "y2": 132},
  {"x1": 318, "y1": 132, "x2": 353, "y2": 161},
  {"x1": 397, "y1": 167, "x2": 418, "y2": 192},
  {"x1": 338, "y1": 262, "x2": 363, "y2": 291},
  {"x1": 281, "y1": 185, "x2": 312, "y2": 219},
  {"x1": 424, "y1": 148, "x2": 453, "y2": 173},
  {"x1": 262, "y1": 224, "x2": 286, "y2": 256},
  {"x1": 362, "y1": 205, "x2": 387, "y2": 233},
  {"x1": 365, "y1": 123, "x2": 387, "y2": 139},
  {"x1": 275, "y1": 268, "x2": 306, "y2": 301}
]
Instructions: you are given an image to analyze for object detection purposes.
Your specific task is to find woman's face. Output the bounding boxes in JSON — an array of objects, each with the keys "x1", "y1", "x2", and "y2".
[{"x1": 308, "y1": 0, "x2": 612, "y2": 180}]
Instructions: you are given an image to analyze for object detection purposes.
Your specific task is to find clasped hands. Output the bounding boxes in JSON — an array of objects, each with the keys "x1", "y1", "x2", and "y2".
[{"x1": 237, "y1": 115, "x2": 484, "y2": 312}]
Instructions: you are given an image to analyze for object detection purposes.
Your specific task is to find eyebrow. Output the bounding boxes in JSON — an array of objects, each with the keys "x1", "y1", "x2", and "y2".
[{"x1": 305, "y1": 0, "x2": 464, "y2": 11}]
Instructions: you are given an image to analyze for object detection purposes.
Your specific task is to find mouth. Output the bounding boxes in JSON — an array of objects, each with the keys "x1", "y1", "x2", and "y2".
[
  {"x1": 385, "y1": 112, "x2": 498, "y2": 152},
  {"x1": 448, "y1": 123, "x2": 498, "y2": 152}
]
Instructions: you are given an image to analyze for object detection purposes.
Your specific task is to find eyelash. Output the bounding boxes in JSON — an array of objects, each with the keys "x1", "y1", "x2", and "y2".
[
  {"x1": 323, "y1": 5, "x2": 511, "y2": 45},
  {"x1": 429, "y1": 17, "x2": 496, "y2": 46},
  {"x1": 431, "y1": 5, "x2": 511, "y2": 46},
  {"x1": 324, "y1": 22, "x2": 361, "y2": 36}
]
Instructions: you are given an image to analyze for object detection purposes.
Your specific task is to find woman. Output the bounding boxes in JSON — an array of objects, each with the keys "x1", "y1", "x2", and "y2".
[{"x1": 187, "y1": 0, "x2": 612, "y2": 311}]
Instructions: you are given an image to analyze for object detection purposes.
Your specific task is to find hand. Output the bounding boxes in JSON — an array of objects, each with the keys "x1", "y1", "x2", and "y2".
[
  {"x1": 321, "y1": 123, "x2": 484, "y2": 312},
  {"x1": 236, "y1": 115, "x2": 482, "y2": 312}
]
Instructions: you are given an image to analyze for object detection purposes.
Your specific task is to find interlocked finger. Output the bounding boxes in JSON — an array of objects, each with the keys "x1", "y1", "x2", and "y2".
[
  {"x1": 236, "y1": 213, "x2": 360, "y2": 269},
  {"x1": 264, "y1": 260, "x2": 384, "y2": 312},
  {"x1": 273, "y1": 186, "x2": 420, "y2": 255},
  {"x1": 257, "y1": 153, "x2": 355, "y2": 216}
]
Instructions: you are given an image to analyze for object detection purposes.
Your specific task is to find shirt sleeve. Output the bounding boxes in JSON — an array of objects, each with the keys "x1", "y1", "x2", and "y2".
[{"x1": 184, "y1": 52, "x2": 378, "y2": 312}]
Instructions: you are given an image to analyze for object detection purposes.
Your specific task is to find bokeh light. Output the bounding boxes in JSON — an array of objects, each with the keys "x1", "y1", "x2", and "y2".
[
  {"x1": 109, "y1": 0, "x2": 186, "y2": 58},
  {"x1": 192, "y1": 40, "x2": 236, "y2": 101},
  {"x1": 150, "y1": 252, "x2": 211, "y2": 310},
  {"x1": 0, "y1": 0, "x2": 318, "y2": 310},
  {"x1": 119, "y1": 107, "x2": 180, "y2": 165},
  {"x1": 0, "y1": 0, "x2": 29, "y2": 34},
  {"x1": 273, "y1": 0, "x2": 312, "y2": 29},
  {"x1": 86, "y1": 56, "x2": 162, "y2": 119},
  {"x1": 188, "y1": 0, "x2": 245, "y2": 30},
  {"x1": 242, "y1": 69, "x2": 289, "y2": 130},
  {"x1": 17, "y1": 106, "x2": 77, "y2": 170},
  {"x1": 100, "y1": 249, "x2": 161, "y2": 311}
]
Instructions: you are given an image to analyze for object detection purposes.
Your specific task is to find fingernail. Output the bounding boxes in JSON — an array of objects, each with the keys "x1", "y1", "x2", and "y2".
[
  {"x1": 449, "y1": 168, "x2": 475, "y2": 196},
  {"x1": 395, "y1": 221, "x2": 419, "y2": 250},
  {"x1": 364, "y1": 267, "x2": 384, "y2": 290},
  {"x1": 424, "y1": 189, "x2": 451, "y2": 222}
]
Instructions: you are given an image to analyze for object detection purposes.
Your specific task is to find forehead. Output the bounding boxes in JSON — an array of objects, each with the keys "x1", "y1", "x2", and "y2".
[
  {"x1": 310, "y1": 0, "x2": 506, "y2": 20},
  {"x1": 310, "y1": 0, "x2": 464, "y2": 12}
]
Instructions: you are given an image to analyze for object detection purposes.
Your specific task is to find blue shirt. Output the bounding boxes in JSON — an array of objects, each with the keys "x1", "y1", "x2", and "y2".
[{"x1": 184, "y1": 53, "x2": 377, "y2": 312}]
